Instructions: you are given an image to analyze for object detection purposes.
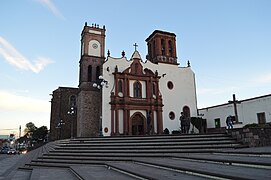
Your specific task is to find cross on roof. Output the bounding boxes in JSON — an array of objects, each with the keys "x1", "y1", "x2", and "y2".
[{"x1": 133, "y1": 43, "x2": 138, "y2": 51}]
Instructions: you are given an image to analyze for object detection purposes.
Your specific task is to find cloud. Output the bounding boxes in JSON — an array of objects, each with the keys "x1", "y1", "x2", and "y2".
[
  {"x1": 0, "y1": 90, "x2": 50, "y2": 113},
  {"x1": 255, "y1": 73, "x2": 271, "y2": 84},
  {"x1": 0, "y1": 36, "x2": 54, "y2": 73},
  {"x1": 36, "y1": 0, "x2": 66, "y2": 20}
]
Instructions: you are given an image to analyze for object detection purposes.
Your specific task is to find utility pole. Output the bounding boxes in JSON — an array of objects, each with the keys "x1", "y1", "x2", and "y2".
[{"x1": 19, "y1": 125, "x2": 21, "y2": 138}]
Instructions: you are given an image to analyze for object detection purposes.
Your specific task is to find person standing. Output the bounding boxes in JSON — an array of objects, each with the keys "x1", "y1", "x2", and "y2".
[
  {"x1": 185, "y1": 116, "x2": 191, "y2": 134},
  {"x1": 226, "y1": 115, "x2": 233, "y2": 129},
  {"x1": 179, "y1": 112, "x2": 186, "y2": 133}
]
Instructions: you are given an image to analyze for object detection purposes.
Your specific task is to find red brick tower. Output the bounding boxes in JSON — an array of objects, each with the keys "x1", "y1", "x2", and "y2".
[
  {"x1": 77, "y1": 23, "x2": 106, "y2": 137},
  {"x1": 145, "y1": 30, "x2": 178, "y2": 65}
]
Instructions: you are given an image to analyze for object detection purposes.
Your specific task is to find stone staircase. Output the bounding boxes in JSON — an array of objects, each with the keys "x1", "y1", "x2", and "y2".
[{"x1": 12, "y1": 133, "x2": 271, "y2": 179}]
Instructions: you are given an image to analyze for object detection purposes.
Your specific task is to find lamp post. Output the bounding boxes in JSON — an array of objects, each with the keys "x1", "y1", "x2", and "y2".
[
  {"x1": 56, "y1": 119, "x2": 65, "y2": 139},
  {"x1": 67, "y1": 106, "x2": 76, "y2": 138},
  {"x1": 93, "y1": 75, "x2": 109, "y2": 136}
]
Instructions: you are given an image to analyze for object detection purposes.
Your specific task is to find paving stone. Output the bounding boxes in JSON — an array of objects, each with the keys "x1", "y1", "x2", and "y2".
[
  {"x1": 136, "y1": 157, "x2": 271, "y2": 179},
  {"x1": 3, "y1": 134, "x2": 271, "y2": 179},
  {"x1": 71, "y1": 165, "x2": 136, "y2": 180},
  {"x1": 106, "y1": 161, "x2": 207, "y2": 180},
  {"x1": 30, "y1": 168, "x2": 76, "y2": 180}
]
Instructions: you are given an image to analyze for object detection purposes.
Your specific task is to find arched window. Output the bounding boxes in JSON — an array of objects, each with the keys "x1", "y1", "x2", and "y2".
[
  {"x1": 96, "y1": 66, "x2": 100, "y2": 81},
  {"x1": 161, "y1": 39, "x2": 165, "y2": 56},
  {"x1": 168, "y1": 40, "x2": 173, "y2": 57},
  {"x1": 69, "y1": 95, "x2": 76, "y2": 107},
  {"x1": 88, "y1": 65, "x2": 92, "y2": 82},
  {"x1": 149, "y1": 44, "x2": 152, "y2": 59},
  {"x1": 134, "y1": 81, "x2": 142, "y2": 98},
  {"x1": 118, "y1": 80, "x2": 123, "y2": 93}
]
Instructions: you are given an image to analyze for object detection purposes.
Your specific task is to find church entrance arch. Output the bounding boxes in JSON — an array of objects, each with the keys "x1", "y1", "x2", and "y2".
[{"x1": 131, "y1": 113, "x2": 145, "y2": 135}]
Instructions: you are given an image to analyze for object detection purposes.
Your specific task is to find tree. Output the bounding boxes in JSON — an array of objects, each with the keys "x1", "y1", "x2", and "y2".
[
  {"x1": 24, "y1": 122, "x2": 37, "y2": 135},
  {"x1": 32, "y1": 126, "x2": 48, "y2": 141}
]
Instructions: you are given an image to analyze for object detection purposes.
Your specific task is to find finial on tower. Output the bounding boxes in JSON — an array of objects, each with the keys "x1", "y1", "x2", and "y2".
[
  {"x1": 187, "y1": 60, "x2": 191, "y2": 67},
  {"x1": 121, "y1": 50, "x2": 125, "y2": 57}
]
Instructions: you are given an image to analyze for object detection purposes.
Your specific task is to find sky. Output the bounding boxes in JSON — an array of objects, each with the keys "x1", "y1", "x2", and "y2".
[{"x1": 1, "y1": 0, "x2": 271, "y2": 136}]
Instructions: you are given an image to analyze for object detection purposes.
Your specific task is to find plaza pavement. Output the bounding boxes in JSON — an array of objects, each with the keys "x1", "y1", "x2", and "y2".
[{"x1": 0, "y1": 134, "x2": 271, "y2": 180}]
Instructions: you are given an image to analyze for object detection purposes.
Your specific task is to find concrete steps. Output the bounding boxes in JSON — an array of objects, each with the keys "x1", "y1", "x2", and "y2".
[{"x1": 19, "y1": 133, "x2": 271, "y2": 179}]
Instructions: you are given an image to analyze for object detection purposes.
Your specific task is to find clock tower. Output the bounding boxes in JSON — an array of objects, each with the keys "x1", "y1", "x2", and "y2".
[{"x1": 77, "y1": 22, "x2": 106, "y2": 137}]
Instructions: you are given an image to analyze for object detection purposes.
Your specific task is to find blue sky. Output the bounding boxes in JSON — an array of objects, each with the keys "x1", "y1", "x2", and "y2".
[{"x1": 1, "y1": 0, "x2": 271, "y2": 136}]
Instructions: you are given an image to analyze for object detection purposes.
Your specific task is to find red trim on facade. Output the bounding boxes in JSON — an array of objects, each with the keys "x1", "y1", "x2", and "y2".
[{"x1": 109, "y1": 58, "x2": 164, "y2": 135}]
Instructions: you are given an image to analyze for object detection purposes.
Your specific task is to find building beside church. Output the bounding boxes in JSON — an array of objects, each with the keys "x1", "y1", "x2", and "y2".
[
  {"x1": 50, "y1": 23, "x2": 198, "y2": 140},
  {"x1": 198, "y1": 94, "x2": 271, "y2": 129}
]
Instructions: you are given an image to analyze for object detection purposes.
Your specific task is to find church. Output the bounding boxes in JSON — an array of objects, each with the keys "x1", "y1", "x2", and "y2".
[{"x1": 49, "y1": 23, "x2": 198, "y2": 140}]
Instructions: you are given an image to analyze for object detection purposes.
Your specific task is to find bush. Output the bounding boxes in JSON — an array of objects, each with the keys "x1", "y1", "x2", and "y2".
[
  {"x1": 243, "y1": 123, "x2": 271, "y2": 128},
  {"x1": 191, "y1": 117, "x2": 207, "y2": 133}
]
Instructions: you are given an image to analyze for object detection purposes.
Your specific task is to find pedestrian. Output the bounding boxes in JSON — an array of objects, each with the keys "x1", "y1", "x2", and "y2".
[
  {"x1": 226, "y1": 115, "x2": 233, "y2": 129},
  {"x1": 179, "y1": 112, "x2": 186, "y2": 133},
  {"x1": 185, "y1": 116, "x2": 191, "y2": 134}
]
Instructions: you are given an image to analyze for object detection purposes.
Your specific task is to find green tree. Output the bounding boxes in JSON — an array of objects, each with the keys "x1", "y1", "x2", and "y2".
[
  {"x1": 24, "y1": 122, "x2": 37, "y2": 135},
  {"x1": 32, "y1": 126, "x2": 48, "y2": 141}
]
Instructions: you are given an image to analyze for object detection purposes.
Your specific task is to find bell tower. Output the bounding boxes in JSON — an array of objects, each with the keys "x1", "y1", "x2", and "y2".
[
  {"x1": 145, "y1": 30, "x2": 178, "y2": 65},
  {"x1": 79, "y1": 22, "x2": 106, "y2": 88},
  {"x1": 77, "y1": 22, "x2": 106, "y2": 137}
]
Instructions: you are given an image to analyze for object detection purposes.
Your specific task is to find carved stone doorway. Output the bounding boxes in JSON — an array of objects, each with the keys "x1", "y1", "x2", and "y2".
[{"x1": 131, "y1": 114, "x2": 145, "y2": 135}]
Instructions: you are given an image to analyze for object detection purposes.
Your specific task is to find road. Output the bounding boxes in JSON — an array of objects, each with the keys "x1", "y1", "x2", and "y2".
[{"x1": 0, "y1": 154, "x2": 24, "y2": 179}]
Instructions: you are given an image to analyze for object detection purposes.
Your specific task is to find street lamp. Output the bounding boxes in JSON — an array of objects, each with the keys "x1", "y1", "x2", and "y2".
[
  {"x1": 93, "y1": 75, "x2": 109, "y2": 136},
  {"x1": 67, "y1": 106, "x2": 76, "y2": 138},
  {"x1": 56, "y1": 119, "x2": 65, "y2": 139}
]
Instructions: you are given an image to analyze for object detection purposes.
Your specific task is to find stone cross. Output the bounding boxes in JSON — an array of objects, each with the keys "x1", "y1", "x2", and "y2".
[
  {"x1": 228, "y1": 94, "x2": 241, "y2": 123},
  {"x1": 133, "y1": 43, "x2": 138, "y2": 51}
]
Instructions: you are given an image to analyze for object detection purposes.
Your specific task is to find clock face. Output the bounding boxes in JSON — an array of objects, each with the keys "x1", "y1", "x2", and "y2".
[
  {"x1": 88, "y1": 40, "x2": 100, "y2": 56},
  {"x1": 92, "y1": 43, "x2": 98, "y2": 49}
]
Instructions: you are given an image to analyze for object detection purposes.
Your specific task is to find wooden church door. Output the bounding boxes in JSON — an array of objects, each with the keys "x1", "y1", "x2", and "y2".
[{"x1": 131, "y1": 114, "x2": 144, "y2": 135}]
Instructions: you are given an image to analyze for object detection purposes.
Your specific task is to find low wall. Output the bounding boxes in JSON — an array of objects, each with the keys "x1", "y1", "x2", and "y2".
[{"x1": 229, "y1": 127, "x2": 271, "y2": 147}]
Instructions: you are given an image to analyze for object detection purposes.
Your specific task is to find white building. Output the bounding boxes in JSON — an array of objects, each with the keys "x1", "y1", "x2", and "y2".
[
  {"x1": 102, "y1": 50, "x2": 197, "y2": 136},
  {"x1": 198, "y1": 94, "x2": 271, "y2": 129}
]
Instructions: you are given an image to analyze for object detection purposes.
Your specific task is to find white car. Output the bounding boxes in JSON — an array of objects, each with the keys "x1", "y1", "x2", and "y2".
[{"x1": 7, "y1": 149, "x2": 17, "y2": 155}]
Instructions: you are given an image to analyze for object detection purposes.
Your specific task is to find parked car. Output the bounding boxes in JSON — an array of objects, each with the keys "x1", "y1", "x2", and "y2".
[
  {"x1": 0, "y1": 148, "x2": 9, "y2": 154},
  {"x1": 7, "y1": 148, "x2": 17, "y2": 155}
]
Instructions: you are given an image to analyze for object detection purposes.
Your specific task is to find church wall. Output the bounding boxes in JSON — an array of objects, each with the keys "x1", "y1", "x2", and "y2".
[
  {"x1": 199, "y1": 94, "x2": 271, "y2": 129},
  {"x1": 154, "y1": 63, "x2": 198, "y2": 133},
  {"x1": 50, "y1": 87, "x2": 78, "y2": 141},
  {"x1": 240, "y1": 96, "x2": 271, "y2": 124},
  {"x1": 153, "y1": 111, "x2": 157, "y2": 133},
  {"x1": 199, "y1": 104, "x2": 233, "y2": 129},
  {"x1": 118, "y1": 109, "x2": 124, "y2": 134}
]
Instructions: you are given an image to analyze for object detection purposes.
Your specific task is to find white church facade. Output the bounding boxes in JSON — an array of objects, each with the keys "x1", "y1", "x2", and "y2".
[{"x1": 102, "y1": 50, "x2": 197, "y2": 136}]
